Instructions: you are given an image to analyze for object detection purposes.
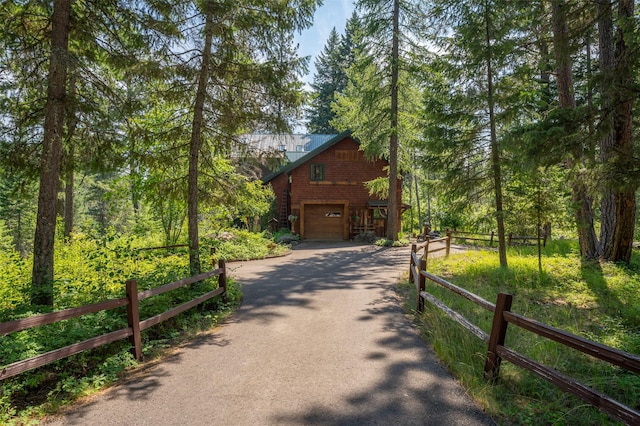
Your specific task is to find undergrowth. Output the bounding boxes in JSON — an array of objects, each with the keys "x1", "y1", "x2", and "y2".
[
  {"x1": 399, "y1": 240, "x2": 640, "y2": 426},
  {"x1": 0, "y1": 228, "x2": 280, "y2": 425}
]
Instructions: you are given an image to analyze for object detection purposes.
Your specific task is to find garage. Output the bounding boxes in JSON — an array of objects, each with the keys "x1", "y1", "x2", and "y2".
[{"x1": 302, "y1": 203, "x2": 347, "y2": 240}]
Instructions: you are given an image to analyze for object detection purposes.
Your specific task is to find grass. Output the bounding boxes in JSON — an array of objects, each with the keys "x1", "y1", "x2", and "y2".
[
  {"x1": 399, "y1": 240, "x2": 640, "y2": 425},
  {"x1": 0, "y1": 228, "x2": 285, "y2": 425}
]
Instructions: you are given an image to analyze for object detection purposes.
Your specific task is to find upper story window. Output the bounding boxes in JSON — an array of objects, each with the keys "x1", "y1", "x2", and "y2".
[
  {"x1": 310, "y1": 163, "x2": 324, "y2": 181},
  {"x1": 279, "y1": 144, "x2": 286, "y2": 151},
  {"x1": 296, "y1": 145, "x2": 304, "y2": 152}
]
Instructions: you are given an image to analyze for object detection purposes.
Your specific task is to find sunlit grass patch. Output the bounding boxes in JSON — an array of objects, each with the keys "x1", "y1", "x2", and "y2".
[{"x1": 401, "y1": 240, "x2": 640, "y2": 425}]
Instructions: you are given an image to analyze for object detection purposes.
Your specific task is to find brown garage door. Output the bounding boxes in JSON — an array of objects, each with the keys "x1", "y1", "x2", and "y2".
[{"x1": 304, "y1": 204, "x2": 345, "y2": 240}]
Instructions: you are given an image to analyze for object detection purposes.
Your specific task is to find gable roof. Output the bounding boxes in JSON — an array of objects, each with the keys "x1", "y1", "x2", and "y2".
[{"x1": 262, "y1": 130, "x2": 354, "y2": 183}]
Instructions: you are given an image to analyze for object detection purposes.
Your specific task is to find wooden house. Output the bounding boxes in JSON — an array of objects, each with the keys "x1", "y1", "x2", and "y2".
[{"x1": 262, "y1": 131, "x2": 404, "y2": 240}]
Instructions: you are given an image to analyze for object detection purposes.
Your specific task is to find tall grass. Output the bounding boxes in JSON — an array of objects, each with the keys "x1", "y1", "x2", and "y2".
[{"x1": 401, "y1": 240, "x2": 640, "y2": 425}]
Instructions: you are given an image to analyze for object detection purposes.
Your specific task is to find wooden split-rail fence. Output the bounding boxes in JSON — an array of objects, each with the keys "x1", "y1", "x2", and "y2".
[
  {"x1": 409, "y1": 249, "x2": 640, "y2": 425},
  {"x1": 0, "y1": 261, "x2": 227, "y2": 381},
  {"x1": 445, "y1": 230, "x2": 547, "y2": 247},
  {"x1": 411, "y1": 232, "x2": 452, "y2": 267}
]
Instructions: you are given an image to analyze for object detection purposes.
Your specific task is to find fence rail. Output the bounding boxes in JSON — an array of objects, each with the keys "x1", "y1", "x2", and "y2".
[
  {"x1": 507, "y1": 233, "x2": 547, "y2": 247},
  {"x1": 408, "y1": 254, "x2": 640, "y2": 425},
  {"x1": 0, "y1": 260, "x2": 227, "y2": 381},
  {"x1": 134, "y1": 244, "x2": 189, "y2": 252},
  {"x1": 449, "y1": 230, "x2": 496, "y2": 246},
  {"x1": 447, "y1": 230, "x2": 547, "y2": 247},
  {"x1": 410, "y1": 232, "x2": 451, "y2": 271}
]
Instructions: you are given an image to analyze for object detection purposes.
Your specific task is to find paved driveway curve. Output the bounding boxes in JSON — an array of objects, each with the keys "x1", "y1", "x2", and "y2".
[{"x1": 45, "y1": 242, "x2": 494, "y2": 425}]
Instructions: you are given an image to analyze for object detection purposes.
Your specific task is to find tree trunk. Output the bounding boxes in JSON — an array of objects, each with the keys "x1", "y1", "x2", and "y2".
[
  {"x1": 63, "y1": 63, "x2": 77, "y2": 238},
  {"x1": 597, "y1": 0, "x2": 636, "y2": 263},
  {"x1": 551, "y1": 0, "x2": 597, "y2": 259},
  {"x1": 128, "y1": 118, "x2": 140, "y2": 219},
  {"x1": 31, "y1": 0, "x2": 71, "y2": 307},
  {"x1": 414, "y1": 169, "x2": 421, "y2": 228},
  {"x1": 609, "y1": 0, "x2": 636, "y2": 263},
  {"x1": 63, "y1": 145, "x2": 74, "y2": 238},
  {"x1": 188, "y1": 1, "x2": 214, "y2": 274},
  {"x1": 386, "y1": 0, "x2": 400, "y2": 241},
  {"x1": 485, "y1": 1, "x2": 507, "y2": 268},
  {"x1": 598, "y1": 0, "x2": 616, "y2": 258}
]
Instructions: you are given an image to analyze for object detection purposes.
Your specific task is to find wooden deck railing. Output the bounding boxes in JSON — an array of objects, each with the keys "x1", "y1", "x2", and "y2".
[
  {"x1": 0, "y1": 260, "x2": 227, "y2": 381},
  {"x1": 409, "y1": 251, "x2": 640, "y2": 425}
]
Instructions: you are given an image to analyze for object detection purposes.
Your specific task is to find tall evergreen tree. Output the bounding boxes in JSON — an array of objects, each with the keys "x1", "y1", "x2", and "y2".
[
  {"x1": 184, "y1": 0, "x2": 319, "y2": 274},
  {"x1": 597, "y1": 0, "x2": 637, "y2": 262},
  {"x1": 420, "y1": 0, "x2": 539, "y2": 267},
  {"x1": 551, "y1": 0, "x2": 597, "y2": 259},
  {"x1": 31, "y1": 0, "x2": 71, "y2": 306},
  {"x1": 333, "y1": 0, "x2": 428, "y2": 241},
  {"x1": 307, "y1": 12, "x2": 361, "y2": 134},
  {"x1": 307, "y1": 28, "x2": 344, "y2": 133}
]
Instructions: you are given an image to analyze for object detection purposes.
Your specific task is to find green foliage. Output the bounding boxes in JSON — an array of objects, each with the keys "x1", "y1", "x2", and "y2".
[
  {"x1": 0, "y1": 225, "x2": 288, "y2": 423},
  {"x1": 0, "y1": 174, "x2": 37, "y2": 255},
  {"x1": 374, "y1": 235, "x2": 410, "y2": 247},
  {"x1": 0, "y1": 221, "x2": 31, "y2": 317},
  {"x1": 306, "y1": 14, "x2": 359, "y2": 134},
  {"x1": 203, "y1": 229, "x2": 287, "y2": 261},
  {"x1": 401, "y1": 242, "x2": 640, "y2": 425},
  {"x1": 364, "y1": 176, "x2": 389, "y2": 199}
]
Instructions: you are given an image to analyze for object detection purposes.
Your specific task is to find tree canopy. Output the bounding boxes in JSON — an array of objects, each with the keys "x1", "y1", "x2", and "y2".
[{"x1": 1, "y1": 0, "x2": 638, "y2": 309}]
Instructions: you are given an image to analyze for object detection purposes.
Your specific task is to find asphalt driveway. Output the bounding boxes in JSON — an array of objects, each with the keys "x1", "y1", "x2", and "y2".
[{"x1": 45, "y1": 242, "x2": 493, "y2": 425}]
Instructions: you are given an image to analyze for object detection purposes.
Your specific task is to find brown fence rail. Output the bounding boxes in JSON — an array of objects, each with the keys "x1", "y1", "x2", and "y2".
[
  {"x1": 408, "y1": 252, "x2": 640, "y2": 425},
  {"x1": 134, "y1": 244, "x2": 189, "y2": 252},
  {"x1": 0, "y1": 260, "x2": 227, "y2": 381},
  {"x1": 449, "y1": 230, "x2": 496, "y2": 246},
  {"x1": 410, "y1": 232, "x2": 451, "y2": 272},
  {"x1": 507, "y1": 232, "x2": 547, "y2": 247},
  {"x1": 448, "y1": 230, "x2": 547, "y2": 247}
]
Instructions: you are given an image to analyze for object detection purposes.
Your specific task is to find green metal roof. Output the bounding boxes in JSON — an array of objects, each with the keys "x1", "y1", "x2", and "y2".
[{"x1": 262, "y1": 130, "x2": 355, "y2": 183}]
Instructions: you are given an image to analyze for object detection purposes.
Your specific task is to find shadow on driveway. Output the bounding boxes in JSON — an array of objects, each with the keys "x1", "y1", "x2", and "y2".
[{"x1": 46, "y1": 242, "x2": 493, "y2": 425}]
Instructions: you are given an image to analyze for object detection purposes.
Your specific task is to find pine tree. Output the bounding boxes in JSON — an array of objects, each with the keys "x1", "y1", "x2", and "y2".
[
  {"x1": 184, "y1": 0, "x2": 319, "y2": 274},
  {"x1": 31, "y1": 0, "x2": 72, "y2": 307},
  {"x1": 306, "y1": 12, "x2": 362, "y2": 134},
  {"x1": 597, "y1": 0, "x2": 637, "y2": 262},
  {"x1": 307, "y1": 28, "x2": 344, "y2": 134},
  {"x1": 333, "y1": 0, "x2": 428, "y2": 241},
  {"x1": 420, "y1": 0, "x2": 540, "y2": 267}
]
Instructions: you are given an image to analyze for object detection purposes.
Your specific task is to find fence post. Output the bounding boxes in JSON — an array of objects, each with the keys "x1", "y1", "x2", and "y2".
[
  {"x1": 126, "y1": 280, "x2": 142, "y2": 361},
  {"x1": 210, "y1": 247, "x2": 218, "y2": 267},
  {"x1": 484, "y1": 292, "x2": 513, "y2": 383},
  {"x1": 422, "y1": 237, "x2": 430, "y2": 261},
  {"x1": 445, "y1": 231, "x2": 451, "y2": 257},
  {"x1": 218, "y1": 259, "x2": 227, "y2": 303},
  {"x1": 508, "y1": 232, "x2": 513, "y2": 246},
  {"x1": 410, "y1": 243, "x2": 416, "y2": 277},
  {"x1": 417, "y1": 259, "x2": 427, "y2": 313},
  {"x1": 490, "y1": 231, "x2": 494, "y2": 247}
]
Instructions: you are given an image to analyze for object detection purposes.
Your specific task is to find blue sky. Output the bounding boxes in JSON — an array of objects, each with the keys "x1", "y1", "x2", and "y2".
[{"x1": 295, "y1": 0, "x2": 355, "y2": 85}]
